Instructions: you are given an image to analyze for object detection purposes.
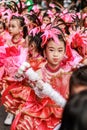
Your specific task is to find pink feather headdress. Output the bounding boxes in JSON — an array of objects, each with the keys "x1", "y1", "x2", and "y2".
[
  {"x1": 29, "y1": 26, "x2": 41, "y2": 36},
  {"x1": 59, "y1": 9, "x2": 74, "y2": 23},
  {"x1": 41, "y1": 25, "x2": 64, "y2": 47}
]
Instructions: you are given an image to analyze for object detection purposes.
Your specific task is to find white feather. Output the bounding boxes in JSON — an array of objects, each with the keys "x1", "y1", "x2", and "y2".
[{"x1": 25, "y1": 68, "x2": 40, "y2": 81}]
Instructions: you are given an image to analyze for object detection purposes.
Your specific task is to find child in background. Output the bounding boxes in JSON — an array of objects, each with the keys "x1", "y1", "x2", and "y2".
[
  {"x1": 1, "y1": 11, "x2": 12, "y2": 32},
  {"x1": 26, "y1": 33, "x2": 46, "y2": 70},
  {"x1": 0, "y1": 21, "x2": 5, "y2": 35},
  {"x1": 83, "y1": 16, "x2": 87, "y2": 28},
  {"x1": 10, "y1": 27, "x2": 71, "y2": 130},
  {"x1": 2, "y1": 15, "x2": 28, "y2": 125},
  {"x1": 7, "y1": 15, "x2": 28, "y2": 48},
  {"x1": 0, "y1": 21, "x2": 11, "y2": 42},
  {"x1": 41, "y1": 12, "x2": 51, "y2": 29},
  {"x1": 2, "y1": 31, "x2": 45, "y2": 126},
  {"x1": 1, "y1": 32, "x2": 45, "y2": 112},
  {"x1": 42, "y1": 12, "x2": 51, "y2": 25},
  {"x1": 26, "y1": 13, "x2": 41, "y2": 34}
]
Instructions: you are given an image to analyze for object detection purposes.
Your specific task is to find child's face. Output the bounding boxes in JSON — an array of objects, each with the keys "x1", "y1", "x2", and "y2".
[
  {"x1": 51, "y1": 8, "x2": 56, "y2": 14},
  {"x1": 43, "y1": 16, "x2": 51, "y2": 25},
  {"x1": 84, "y1": 17, "x2": 87, "y2": 27},
  {"x1": 27, "y1": 19, "x2": 33, "y2": 26},
  {"x1": 44, "y1": 40, "x2": 65, "y2": 68},
  {"x1": 28, "y1": 42, "x2": 36, "y2": 55},
  {"x1": 0, "y1": 24, "x2": 4, "y2": 33},
  {"x1": 9, "y1": 19, "x2": 22, "y2": 36},
  {"x1": 84, "y1": 17, "x2": 87, "y2": 25}
]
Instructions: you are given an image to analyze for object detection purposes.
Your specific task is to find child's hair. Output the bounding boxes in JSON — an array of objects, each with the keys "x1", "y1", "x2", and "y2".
[
  {"x1": 28, "y1": 32, "x2": 43, "y2": 56},
  {"x1": 0, "y1": 21, "x2": 6, "y2": 30},
  {"x1": 26, "y1": 13, "x2": 41, "y2": 26},
  {"x1": 69, "y1": 65, "x2": 87, "y2": 96},
  {"x1": 43, "y1": 12, "x2": 51, "y2": 19},
  {"x1": 59, "y1": 90, "x2": 87, "y2": 130},
  {"x1": 11, "y1": 15, "x2": 28, "y2": 38}
]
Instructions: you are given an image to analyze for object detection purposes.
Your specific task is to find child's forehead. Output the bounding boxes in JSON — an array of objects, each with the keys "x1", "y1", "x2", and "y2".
[
  {"x1": 11, "y1": 18, "x2": 19, "y2": 22},
  {"x1": 43, "y1": 16, "x2": 51, "y2": 20},
  {"x1": 46, "y1": 39, "x2": 64, "y2": 47},
  {"x1": 10, "y1": 19, "x2": 20, "y2": 25}
]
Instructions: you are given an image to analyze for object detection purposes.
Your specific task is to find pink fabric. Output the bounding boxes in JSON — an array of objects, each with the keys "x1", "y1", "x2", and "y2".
[
  {"x1": 4, "y1": 46, "x2": 28, "y2": 77},
  {"x1": 29, "y1": 27, "x2": 41, "y2": 36},
  {"x1": 0, "y1": 45, "x2": 28, "y2": 79}
]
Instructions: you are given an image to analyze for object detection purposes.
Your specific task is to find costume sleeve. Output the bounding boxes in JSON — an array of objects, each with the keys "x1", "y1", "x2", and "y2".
[{"x1": 17, "y1": 62, "x2": 66, "y2": 107}]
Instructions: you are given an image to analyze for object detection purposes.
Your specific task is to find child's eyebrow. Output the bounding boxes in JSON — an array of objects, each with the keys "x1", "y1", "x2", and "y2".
[
  {"x1": 47, "y1": 47, "x2": 64, "y2": 49},
  {"x1": 48, "y1": 46, "x2": 54, "y2": 48},
  {"x1": 58, "y1": 47, "x2": 64, "y2": 49}
]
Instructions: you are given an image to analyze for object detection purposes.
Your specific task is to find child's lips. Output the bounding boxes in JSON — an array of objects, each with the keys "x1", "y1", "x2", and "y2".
[
  {"x1": 53, "y1": 58, "x2": 59, "y2": 62},
  {"x1": 9, "y1": 31, "x2": 12, "y2": 34}
]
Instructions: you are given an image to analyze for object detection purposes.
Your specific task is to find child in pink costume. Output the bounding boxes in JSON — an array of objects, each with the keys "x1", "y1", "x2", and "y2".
[
  {"x1": 9, "y1": 27, "x2": 73, "y2": 130},
  {"x1": 6, "y1": 15, "x2": 28, "y2": 48},
  {"x1": 0, "y1": 14, "x2": 28, "y2": 93},
  {"x1": 0, "y1": 14, "x2": 28, "y2": 125},
  {"x1": 1, "y1": 31, "x2": 46, "y2": 112}
]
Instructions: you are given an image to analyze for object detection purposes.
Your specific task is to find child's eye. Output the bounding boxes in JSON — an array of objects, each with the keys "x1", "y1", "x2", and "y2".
[
  {"x1": 12, "y1": 25, "x2": 15, "y2": 28},
  {"x1": 49, "y1": 49, "x2": 54, "y2": 51},
  {"x1": 0, "y1": 27, "x2": 3, "y2": 29},
  {"x1": 58, "y1": 49, "x2": 63, "y2": 52}
]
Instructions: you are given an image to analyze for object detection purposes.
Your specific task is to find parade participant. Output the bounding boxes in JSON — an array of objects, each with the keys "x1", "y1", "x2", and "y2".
[
  {"x1": 26, "y1": 32, "x2": 46, "y2": 70},
  {"x1": 0, "y1": 21, "x2": 6, "y2": 34},
  {"x1": 0, "y1": 21, "x2": 11, "y2": 42},
  {"x1": 26, "y1": 13, "x2": 41, "y2": 34},
  {"x1": 1, "y1": 14, "x2": 28, "y2": 125},
  {"x1": 1, "y1": 31, "x2": 45, "y2": 112},
  {"x1": 9, "y1": 27, "x2": 71, "y2": 130},
  {"x1": 41, "y1": 12, "x2": 51, "y2": 31},
  {"x1": 42, "y1": 12, "x2": 51, "y2": 26},
  {"x1": 83, "y1": 16, "x2": 87, "y2": 28},
  {"x1": 6, "y1": 15, "x2": 28, "y2": 48},
  {"x1": 1, "y1": 31, "x2": 45, "y2": 125}
]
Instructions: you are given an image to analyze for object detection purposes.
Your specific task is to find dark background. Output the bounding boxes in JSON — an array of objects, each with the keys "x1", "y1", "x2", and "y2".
[{"x1": 0, "y1": 105, "x2": 10, "y2": 130}]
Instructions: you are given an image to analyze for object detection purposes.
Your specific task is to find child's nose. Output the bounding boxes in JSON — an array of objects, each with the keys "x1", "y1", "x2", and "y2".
[{"x1": 54, "y1": 51, "x2": 58, "y2": 56}]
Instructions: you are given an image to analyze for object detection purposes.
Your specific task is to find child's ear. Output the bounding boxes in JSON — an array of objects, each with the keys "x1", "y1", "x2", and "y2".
[
  {"x1": 20, "y1": 26, "x2": 23, "y2": 33},
  {"x1": 20, "y1": 28, "x2": 23, "y2": 34},
  {"x1": 28, "y1": 42, "x2": 35, "y2": 49},
  {"x1": 43, "y1": 50, "x2": 46, "y2": 58},
  {"x1": 31, "y1": 43, "x2": 35, "y2": 49}
]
